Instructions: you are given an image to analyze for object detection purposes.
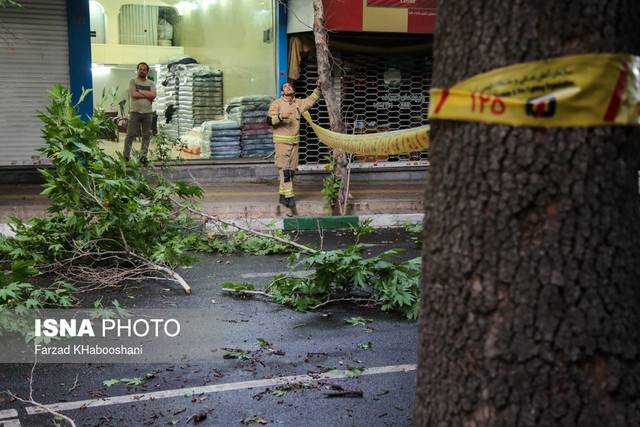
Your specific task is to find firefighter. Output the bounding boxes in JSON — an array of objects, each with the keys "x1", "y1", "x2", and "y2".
[{"x1": 268, "y1": 80, "x2": 322, "y2": 210}]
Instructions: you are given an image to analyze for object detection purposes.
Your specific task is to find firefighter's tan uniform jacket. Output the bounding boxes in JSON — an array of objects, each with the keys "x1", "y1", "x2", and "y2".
[
  {"x1": 268, "y1": 88, "x2": 321, "y2": 199},
  {"x1": 268, "y1": 89, "x2": 321, "y2": 146}
]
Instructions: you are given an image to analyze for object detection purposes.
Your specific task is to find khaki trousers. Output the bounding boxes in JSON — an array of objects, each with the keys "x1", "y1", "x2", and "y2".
[{"x1": 274, "y1": 142, "x2": 299, "y2": 197}]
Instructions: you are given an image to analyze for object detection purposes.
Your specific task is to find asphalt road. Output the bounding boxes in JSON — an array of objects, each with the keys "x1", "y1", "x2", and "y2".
[{"x1": 0, "y1": 229, "x2": 420, "y2": 427}]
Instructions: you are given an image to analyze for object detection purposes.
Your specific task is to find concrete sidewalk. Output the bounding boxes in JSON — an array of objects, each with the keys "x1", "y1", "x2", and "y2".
[{"x1": 0, "y1": 180, "x2": 425, "y2": 223}]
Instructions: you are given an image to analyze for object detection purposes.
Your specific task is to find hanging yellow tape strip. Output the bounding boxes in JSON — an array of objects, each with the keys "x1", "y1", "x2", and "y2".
[
  {"x1": 429, "y1": 53, "x2": 640, "y2": 127},
  {"x1": 302, "y1": 53, "x2": 638, "y2": 154},
  {"x1": 301, "y1": 111, "x2": 429, "y2": 155}
]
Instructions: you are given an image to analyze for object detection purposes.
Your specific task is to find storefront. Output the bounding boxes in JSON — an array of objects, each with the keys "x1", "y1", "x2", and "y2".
[
  {"x1": 287, "y1": 0, "x2": 436, "y2": 169},
  {"x1": 0, "y1": 0, "x2": 283, "y2": 166},
  {"x1": 0, "y1": 0, "x2": 75, "y2": 166},
  {"x1": 0, "y1": 0, "x2": 435, "y2": 169},
  {"x1": 89, "y1": 0, "x2": 280, "y2": 161}
]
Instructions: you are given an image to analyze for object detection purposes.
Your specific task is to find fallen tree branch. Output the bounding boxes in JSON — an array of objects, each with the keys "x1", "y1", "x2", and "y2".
[
  {"x1": 144, "y1": 259, "x2": 191, "y2": 295},
  {"x1": 222, "y1": 288, "x2": 378, "y2": 312},
  {"x1": 67, "y1": 374, "x2": 79, "y2": 394},
  {"x1": 7, "y1": 392, "x2": 77, "y2": 426},
  {"x1": 221, "y1": 288, "x2": 272, "y2": 298},
  {"x1": 125, "y1": 251, "x2": 192, "y2": 295},
  {"x1": 310, "y1": 297, "x2": 377, "y2": 310},
  {"x1": 4, "y1": 356, "x2": 77, "y2": 427},
  {"x1": 175, "y1": 201, "x2": 319, "y2": 254},
  {"x1": 39, "y1": 248, "x2": 192, "y2": 295}
]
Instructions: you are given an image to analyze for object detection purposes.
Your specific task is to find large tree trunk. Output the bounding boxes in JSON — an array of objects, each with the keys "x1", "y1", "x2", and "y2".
[
  {"x1": 415, "y1": 1, "x2": 640, "y2": 426},
  {"x1": 312, "y1": 0, "x2": 349, "y2": 214}
]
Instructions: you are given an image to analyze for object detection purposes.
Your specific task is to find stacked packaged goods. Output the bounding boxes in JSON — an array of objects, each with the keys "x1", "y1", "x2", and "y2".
[
  {"x1": 175, "y1": 64, "x2": 224, "y2": 136},
  {"x1": 226, "y1": 96, "x2": 274, "y2": 158},
  {"x1": 155, "y1": 66, "x2": 179, "y2": 139},
  {"x1": 239, "y1": 123, "x2": 273, "y2": 158},
  {"x1": 202, "y1": 120, "x2": 241, "y2": 159}
]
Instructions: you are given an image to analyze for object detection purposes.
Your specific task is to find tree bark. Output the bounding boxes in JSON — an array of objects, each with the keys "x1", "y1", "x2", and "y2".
[
  {"x1": 415, "y1": 1, "x2": 640, "y2": 426},
  {"x1": 312, "y1": 0, "x2": 349, "y2": 214}
]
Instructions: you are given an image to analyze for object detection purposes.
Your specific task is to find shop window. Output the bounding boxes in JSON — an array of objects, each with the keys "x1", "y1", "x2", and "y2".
[
  {"x1": 95, "y1": 0, "x2": 277, "y2": 162},
  {"x1": 89, "y1": 0, "x2": 106, "y2": 44},
  {"x1": 118, "y1": 4, "x2": 179, "y2": 46},
  {"x1": 158, "y1": 7, "x2": 179, "y2": 47},
  {"x1": 119, "y1": 4, "x2": 157, "y2": 45}
]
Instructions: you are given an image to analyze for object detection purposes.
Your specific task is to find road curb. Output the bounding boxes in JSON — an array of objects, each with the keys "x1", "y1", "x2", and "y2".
[
  {"x1": 283, "y1": 215, "x2": 359, "y2": 231},
  {"x1": 212, "y1": 213, "x2": 423, "y2": 232},
  {"x1": 0, "y1": 214, "x2": 423, "y2": 237}
]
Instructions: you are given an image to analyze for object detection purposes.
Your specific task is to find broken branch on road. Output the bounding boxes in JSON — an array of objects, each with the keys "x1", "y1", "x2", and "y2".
[{"x1": 175, "y1": 201, "x2": 318, "y2": 255}]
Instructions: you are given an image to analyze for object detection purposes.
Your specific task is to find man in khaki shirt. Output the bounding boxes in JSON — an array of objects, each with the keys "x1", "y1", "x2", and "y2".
[
  {"x1": 267, "y1": 80, "x2": 321, "y2": 209},
  {"x1": 124, "y1": 62, "x2": 156, "y2": 163}
]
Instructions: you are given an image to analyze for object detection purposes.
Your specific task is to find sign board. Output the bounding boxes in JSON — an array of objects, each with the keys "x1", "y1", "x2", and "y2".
[
  {"x1": 366, "y1": 0, "x2": 437, "y2": 8},
  {"x1": 323, "y1": 0, "x2": 437, "y2": 33}
]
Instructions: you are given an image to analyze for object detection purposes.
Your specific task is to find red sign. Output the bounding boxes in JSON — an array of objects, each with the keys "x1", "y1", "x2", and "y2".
[
  {"x1": 408, "y1": 8, "x2": 436, "y2": 33},
  {"x1": 367, "y1": 0, "x2": 437, "y2": 8},
  {"x1": 323, "y1": 0, "x2": 364, "y2": 32},
  {"x1": 323, "y1": 0, "x2": 436, "y2": 34}
]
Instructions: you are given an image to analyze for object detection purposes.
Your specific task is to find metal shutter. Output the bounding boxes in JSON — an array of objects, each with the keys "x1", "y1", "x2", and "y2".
[
  {"x1": 118, "y1": 4, "x2": 158, "y2": 46},
  {"x1": 296, "y1": 52, "x2": 431, "y2": 169},
  {"x1": 0, "y1": 0, "x2": 69, "y2": 166}
]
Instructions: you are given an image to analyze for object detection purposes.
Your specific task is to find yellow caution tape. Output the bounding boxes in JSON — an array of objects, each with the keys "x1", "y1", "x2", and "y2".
[
  {"x1": 429, "y1": 53, "x2": 640, "y2": 127},
  {"x1": 302, "y1": 111, "x2": 429, "y2": 155},
  {"x1": 303, "y1": 54, "x2": 638, "y2": 152}
]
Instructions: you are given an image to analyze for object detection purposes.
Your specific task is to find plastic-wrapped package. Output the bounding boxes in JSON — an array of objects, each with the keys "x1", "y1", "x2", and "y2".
[
  {"x1": 158, "y1": 18, "x2": 174, "y2": 44},
  {"x1": 224, "y1": 96, "x2": 274, "y2": 158},
  {"x1": 156, "y1": 63, "x2": 224, "y2": 139},
  {"x1": 201, "y1": 119, "x2": 242, "y2": 159}
]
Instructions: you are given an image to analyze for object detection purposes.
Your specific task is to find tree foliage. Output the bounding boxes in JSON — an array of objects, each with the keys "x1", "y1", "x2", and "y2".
[
  {"x1": 0, "y1": 85, "x2": 299, "y2": 314},
  {"x1": 268, "y1": 244, "x2": 421, "y2": 319},
  {"x1": 0, "y1": 85, "x2": 203, "y2": 302},
  {"x1": 0, "y1": 0, "x2": 21, "y2": 8},
  {"x1": 191, "y1": 229, "x2": 294, "y2": 256},
  {"x1": 2, "y1": 85, "x2": 203, "y2": 267}
]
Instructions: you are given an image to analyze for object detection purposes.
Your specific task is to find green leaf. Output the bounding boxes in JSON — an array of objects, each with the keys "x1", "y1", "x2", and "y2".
[
  {"x1": 76, "y1": 87, "x2": 92, "y2": 106},
  {"x1": 272, "y1": 389, "x2": 288, "y2": 397},
  {"x1": 0, "y1": 284, "x2": 19, "y2": 301},
  {"x1": 103, "y1": 378, "x2": 120, "y2": 387},
  {"x1": 241, "y1": 416, "x2": 269, "y2": 425},
  {"x1": 73, "y1": 142, "x2": 93, "y2": 153},
  {"x1": 256, "y1": 338, "x2": 271, "y2": 349},
  {"x1": 24, "y1": 298, "x2": 41, "y2": 309},
  {"x1": 111, "y1": 299, "x2": 130, "y2": 318},
  {"x1": 357, "y1": 342, "x2": 372, "y2": 350},
  {"x1": 221, "y1": 282, "x2": 255, "y2": 292},
  {"x1": 345, "y1": 316, "x2": 373, "y2": 327},
  {"x1": 223, "y1": 348, "x2": 252, "y2": 360},
  {"x1": 57, "y1": 149, "x2": 76, "y2": 163},
  {"x1": 121, "y1": 377, "x2": 145, "y2": 386}
]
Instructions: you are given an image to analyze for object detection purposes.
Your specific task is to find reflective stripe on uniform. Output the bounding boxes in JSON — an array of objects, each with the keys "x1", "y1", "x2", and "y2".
[
  {"x1": 273, "y1": 134, "x2": 300, "y2": 142},
  {"x1": 278, "y1": 184, "x2": 295, "y2": 197}
]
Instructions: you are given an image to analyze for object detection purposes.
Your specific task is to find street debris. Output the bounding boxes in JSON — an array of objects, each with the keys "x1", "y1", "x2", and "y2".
[{"x1": 324, "y1": 390, "x2": 364, "y2": 398}]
